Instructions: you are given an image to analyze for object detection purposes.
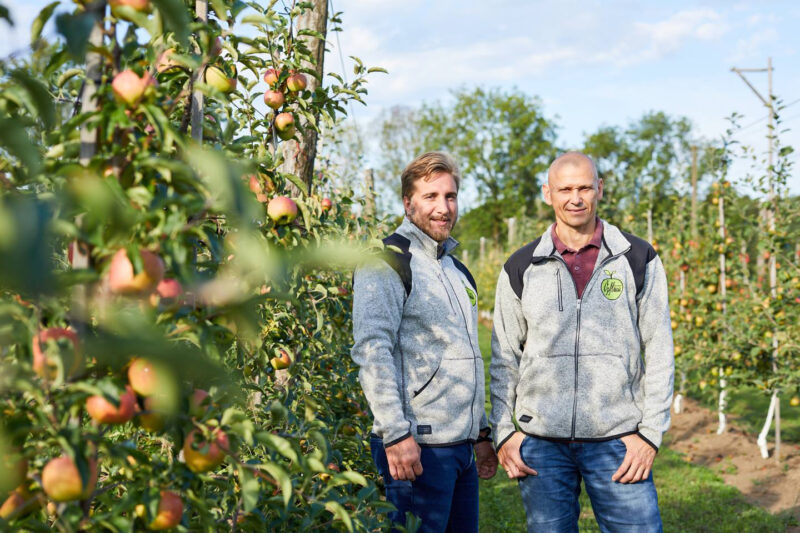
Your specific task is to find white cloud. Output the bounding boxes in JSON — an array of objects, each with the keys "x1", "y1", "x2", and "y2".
[{"x1": 729, "y1": 28, "x2": 779, "y2": 61}]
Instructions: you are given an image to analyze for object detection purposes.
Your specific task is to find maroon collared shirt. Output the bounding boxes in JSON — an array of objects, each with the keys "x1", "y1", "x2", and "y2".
[{"x1": 551, "y1": 219, "x2": 604, "y2": 299}]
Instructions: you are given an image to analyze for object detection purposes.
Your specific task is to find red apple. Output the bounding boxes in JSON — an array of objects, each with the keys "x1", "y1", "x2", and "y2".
[
  {"x1": 112, "y1": 70, "x2": 155, "y2": 107},
  {"x1": 274, "y1": 112, "x2": 296, "y2": 141},
  {"x1": 321, "y1": 197, "x2": 332, "y2": 212},
  {"x1": 147, "y1": 490, "x2": 183, "y2": 530},
  {"x1": 0, "y1": 486, "x2": 38, "y2": 520},
  {"x1": 32, "y1": 328, "x2": 81, "y2": 380},
  {"x1": 156, "y1": 279, "x2": 183, "y2": 299},
  {"x1": 110, "y1": 0, "x2": 150, "y2": 11},
  {"x1": 128, "y1": 358, "x2": 163, "y2": 397},
  {"x1": 286, "y1": 72, "x2": 307, "y2": 92},
  {"x1": 41, "y1": 456, "x2": 98, "y2": 502},
  {"x1": 189, "y1": 389, "x2": 210, "y2": 418},
  {"x1": 263, "y1": 90, "x2": 285, "y2": 110},
  {"x1": 183, "y1": 429, "x2": 229, "y2": 473},
  {"x1": 269, "y1": 349, "x2": 292, "y2": 370},
  {"x1": 267, "y1": 196, "x2": 298, "y2": 226},
  {"x1": 86, "y1": 386, "x2": 136, "y2": 424},
  {"x1": 204, "y1": 65, "x2": 236, "y2": 93},
  {"x1": 248, "y1": 175, "x2": 268, "y2": 202},
  {"x1": 155, "y1": 48, "x2": 180, "y2": 73},
  {"x1": 108, "y1": 249, "x2": 165, "y2": 294},
  {"x1": 262, "y1": 68, "x2": 280, "y2": 87}
]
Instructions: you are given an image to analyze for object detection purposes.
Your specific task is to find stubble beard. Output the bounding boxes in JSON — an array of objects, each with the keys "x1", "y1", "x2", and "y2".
[{"x1": 407, "y1": 205, "x2": 457, "y2": 243}]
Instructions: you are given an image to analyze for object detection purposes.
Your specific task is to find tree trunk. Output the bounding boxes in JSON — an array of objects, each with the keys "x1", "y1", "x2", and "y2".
[{"x1": 280, "y1": 0, "x2": 328, "y2": 195}]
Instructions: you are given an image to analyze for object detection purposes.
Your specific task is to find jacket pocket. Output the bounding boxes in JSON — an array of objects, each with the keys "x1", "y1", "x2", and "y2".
[
  {"x1": 516, "y1": 354, "x2": 574, "y2": 437},
  {"x1": 413, "y1": 365, "x2": 440, "y2": 398},
  {"x1": 409, "y1": 358, "x2": 477, "y2": 440}
]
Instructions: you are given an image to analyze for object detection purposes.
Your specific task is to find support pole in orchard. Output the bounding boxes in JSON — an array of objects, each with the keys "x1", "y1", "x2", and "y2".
[
  {"x1": 363, "y1": 168, "x2": 376, "y2": 218},
  {"x1": 480, "y1": 237, "x2": 486, "y2": 262},
  {"x1": 507, "y1": 217, "x2": 516, "y2": 247},
  {"x1": 717, "y1": 185, "x2": 728, "y2": 434},
  {"x1": 690, "y1": 145, "x2": 698, "y2": 240},
  {"x1": 733, "y1": 58, "x2": 780, "y2": 460},
  {"x1": 280, "y1": 0, "x2": 329, "y2": 195},
  {"x1": 191, "y1": 1, "x2": 208, "y2": 143},
  {"x1": 72, "y1": 1, "x2": 107, "y2": 331}
]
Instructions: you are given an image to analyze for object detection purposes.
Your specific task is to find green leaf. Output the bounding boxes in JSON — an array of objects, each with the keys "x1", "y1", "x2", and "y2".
[
  {"x1": 56, "y1": 68, "x2": 83, "y2": 88},
  {"x1": 151, "y1": 0, "x2": 190, "y2": 46},
  {"x1": 209, "y1": 0, "x2": 228, "y2": 21},
  {"x1": 282, "y1": 172, "x2": 308, "y2": 197},
  {"x1": 367, "y1": 67, "x2": 388, "y2": 74},
  {"x1": 31, "y1": 1, "x2": 59, "y2": 44},
  {"x1": 258, "y1": 463, "x2": 292, "y2": 508},
  {"x1": 55, "y1": 12, "x2": 95, "y2": 61},
  {"x1": 0, "y1": 118, "x2": 40, "y2": 174},
  {"x1": 324, "y1": 501, "x2": 354, "y2": 533},
  {"x1": 258, "y1": 433, "x2": 298, "y2": 463},
  {"x1": 11, "y1": 69, "x2": 56, "y2": 128},
  {"x1": 337, "y1": 470, "x2": 367, "y2": 487},
  {"x1": 0, "y1": 5, "x2": 13, "y2": 26},
  {"x1": 237, "y1": 466, "x2": 260, "y2": 512}
]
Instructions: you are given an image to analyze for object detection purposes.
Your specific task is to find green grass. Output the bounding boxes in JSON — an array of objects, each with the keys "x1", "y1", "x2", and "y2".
[{"x1": 476, "y1": 323, "x2": 796, "y2": 532}]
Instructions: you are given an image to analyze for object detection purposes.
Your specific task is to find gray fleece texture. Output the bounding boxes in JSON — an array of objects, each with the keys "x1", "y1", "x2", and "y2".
[
  {"x1": 490, "y1": 220, "x2": 674, "y2": 451},
  {"x1": 351, "y1": 218, "x2": 489, "y2": 447}
]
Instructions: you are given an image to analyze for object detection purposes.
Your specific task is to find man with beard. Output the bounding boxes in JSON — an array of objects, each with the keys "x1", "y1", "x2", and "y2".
[
  {"x1": 351, "y1": 152, "x2": 497, "y2": 532},
  {"x1": 490, "y1": 151, "x2": 673, "y2": 532}
]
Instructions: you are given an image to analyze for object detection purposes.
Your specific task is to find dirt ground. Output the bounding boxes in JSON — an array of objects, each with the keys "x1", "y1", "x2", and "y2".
[{"x1": 668, "y1": 397, "x2": 800, "y2": 526}]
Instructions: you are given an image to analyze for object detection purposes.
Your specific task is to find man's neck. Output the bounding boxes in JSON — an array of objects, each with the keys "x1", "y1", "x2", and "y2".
[{"x1": 554, "y1": 218, "x2": 597, "y2": 251}]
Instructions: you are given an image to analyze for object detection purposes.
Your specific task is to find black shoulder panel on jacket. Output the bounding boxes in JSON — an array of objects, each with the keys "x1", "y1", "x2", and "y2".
[
  {"x1": 503, "y1": 237, "x2": 542, "y2": 300},
  {"x1": 382, "y1": 233, "x2": 413, "y2": 296},
  {"x1": 621, "y1": 231, "x2": 657, "y2": 298},
  {"x1": 449, "y1": 255, "x2": 477, "y2": 291}
]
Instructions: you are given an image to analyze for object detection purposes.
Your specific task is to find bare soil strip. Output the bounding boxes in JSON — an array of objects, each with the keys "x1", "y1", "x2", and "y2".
[{"x1": 667, "y1": 398, "x2": 800, "y2": 527}]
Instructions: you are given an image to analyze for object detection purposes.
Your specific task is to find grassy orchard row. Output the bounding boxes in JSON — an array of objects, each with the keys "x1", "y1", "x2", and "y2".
[{"x1": 0, "y1": 0, "x2": 390, "y2": 529}]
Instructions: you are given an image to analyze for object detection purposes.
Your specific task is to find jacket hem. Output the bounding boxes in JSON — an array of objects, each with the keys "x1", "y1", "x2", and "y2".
[
  {"x1": 382, "y1": 431, "x2": 412, "y2": 448},
  {"x1": 496, "y1": 431, "x2": 516, "y2": 452},
  {"x1": 636, "y1": 431, "x2": 659, "y2": 452},
  {"x1": 521, "y1": 429, "x2": 639, "y2": 444},
  {"x1": 371, "y1": 434, "x2": 480, "y2": 448}
]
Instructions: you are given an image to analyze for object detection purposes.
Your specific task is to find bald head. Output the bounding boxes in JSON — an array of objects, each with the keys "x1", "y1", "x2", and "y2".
[{"x1": 548, "y1": 152, "x2": 598, "y2": 185}]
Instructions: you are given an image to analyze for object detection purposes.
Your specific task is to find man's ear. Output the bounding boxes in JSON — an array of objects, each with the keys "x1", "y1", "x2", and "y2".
[
  {"x1": 542, "y1": 183, "x2": 552, "y2": 206},
  {"x1": 402, "y1": 195, "x2": 411, "y2": 215},
  {"x1": 597, "y1": 178, "x2": 604, "y2": 201}
]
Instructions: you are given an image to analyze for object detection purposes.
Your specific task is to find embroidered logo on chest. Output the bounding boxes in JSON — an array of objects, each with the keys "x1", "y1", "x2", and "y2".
[
  {"x1": 600, "y1": 270, "x2": 623, "y2": 300},
  {"x1": 465, "y1": 286, "x2": 477, "y2": 306}
]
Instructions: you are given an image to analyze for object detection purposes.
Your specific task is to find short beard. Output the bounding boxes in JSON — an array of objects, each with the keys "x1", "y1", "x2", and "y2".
[{"x1": 407, "y1": 205, "x2": 456, "y2": 243}]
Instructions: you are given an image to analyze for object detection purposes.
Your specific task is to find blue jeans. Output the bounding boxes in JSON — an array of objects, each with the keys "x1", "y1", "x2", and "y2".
[
  {"x1": 370, "y1": 436, "x2": 478, "y2": 533},
  {"x1": 518, "y1": 436, "x2": 662, "y2": 533}
]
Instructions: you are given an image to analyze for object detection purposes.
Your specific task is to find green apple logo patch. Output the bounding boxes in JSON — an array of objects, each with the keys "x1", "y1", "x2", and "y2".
[
  {"x1": 465, "y1": 286, "x2": 477, "y2": 306},
  {"x1": 600, "y1": 270, "x2": 623, "y2": 300}
]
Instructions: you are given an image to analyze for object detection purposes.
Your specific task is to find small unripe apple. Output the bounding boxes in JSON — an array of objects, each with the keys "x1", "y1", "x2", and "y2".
[
  {"x1": 41, "y1": 456, "x2": 98, "y2": 502},
  {"x1": 286, "y1": 72, "x2": 307, "y2": 92},
  {"x1": 274, "y1": 112, "x2": 296, "y2": 141},
  {"x1": 108, "y1": 249, "x2": 165, "y2": 294},
  {"x1": 204, "y1": 65, "x2": 236, "y2": 93},
  {"x1": 262, "y1": 68, "x2": 280, "y2": 87},
  {"x1": 263, "y1": 90, "x2": 285, "y2": 109},
  {"x1": 321, "y1": 198, "x2": 332, "y2": 212},
  {"x1": 86, "y1": 385, "x2": 137, "y2": 424},
  {"x1": 183, "y1": 429, "x2": 229, "y2": 473},
  {"x1": 147, "y1": 490, "x2": 183, "y2": 530},
  {"x1": 267, "y1": 196, "x2": 298, "y2": 225},
  {"x1": 32, "y1": 327, "x2": 82, "y2": 380},
  {"x1": 112, "y1": 70, "x2": 155, "y2": 107}
]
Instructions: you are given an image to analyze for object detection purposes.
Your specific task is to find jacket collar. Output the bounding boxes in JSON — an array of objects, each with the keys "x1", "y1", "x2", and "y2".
[
  {"x1": 532, "y1": 218, "x2": 631, "y2": 261},
  {"x1": 397, "y1": 217, "x2": 459, "y2": 260}
]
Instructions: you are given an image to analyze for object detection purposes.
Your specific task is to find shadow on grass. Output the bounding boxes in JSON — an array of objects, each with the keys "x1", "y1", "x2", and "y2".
[{"x1": 479, "y1": 448, "x2": 795, "y2": 533}]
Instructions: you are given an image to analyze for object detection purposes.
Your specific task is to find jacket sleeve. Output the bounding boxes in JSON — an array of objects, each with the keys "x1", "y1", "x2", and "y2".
[
  {"x1": 636, "y1": 254, "x2": 675, "y2": 451},
  {"x1": 489, "y1": 268, "x2": 528, "y2": 451},
  {"x1": 350, "y1": 260, "x2": 412, "y2": 447}
]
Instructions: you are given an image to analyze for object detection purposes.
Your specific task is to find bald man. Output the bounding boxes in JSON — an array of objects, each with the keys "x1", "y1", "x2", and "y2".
[{"x1": 489, "y1": 152, "x2": 674, "y2": 532}]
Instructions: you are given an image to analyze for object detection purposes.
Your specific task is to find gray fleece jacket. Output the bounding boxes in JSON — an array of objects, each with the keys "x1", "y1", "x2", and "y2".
[
  {"x1": 351, "y1": 218, "x2": 489, "y2": 447},
  {"x1": 490, "y1": 220, "x2": 674, "y2": 451}
]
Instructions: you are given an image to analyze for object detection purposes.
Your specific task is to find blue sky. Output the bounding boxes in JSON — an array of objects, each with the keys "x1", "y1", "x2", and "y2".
[{"x1": 3, "y1": 0, "x2": 799, "y2": 197}]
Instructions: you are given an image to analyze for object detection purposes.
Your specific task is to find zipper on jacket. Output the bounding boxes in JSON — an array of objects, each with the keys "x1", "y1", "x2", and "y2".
[
  {"x1": 439, "y1": 258, "x2": 479, "y2": 437},
  {"x1": 551, "y1": 252, "x2": 624, "y2": 440},
  {"x1": 556, "y1": 269, "x2": 564, "y2": 312}
]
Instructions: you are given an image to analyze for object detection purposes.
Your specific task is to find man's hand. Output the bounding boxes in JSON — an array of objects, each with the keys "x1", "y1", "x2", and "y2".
[
  {"x1": 497, "y1": 431, "x2": 538, "y2": 479},
  {"x1": 474, "y1": 438, "x2": 498, "y2": 479},
  {"x1": 611, "y1": 434, "x2": 656, "y2": 484},
  {"x1": 385, "y1": 436, "x2": 423, "y2": 481}
]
